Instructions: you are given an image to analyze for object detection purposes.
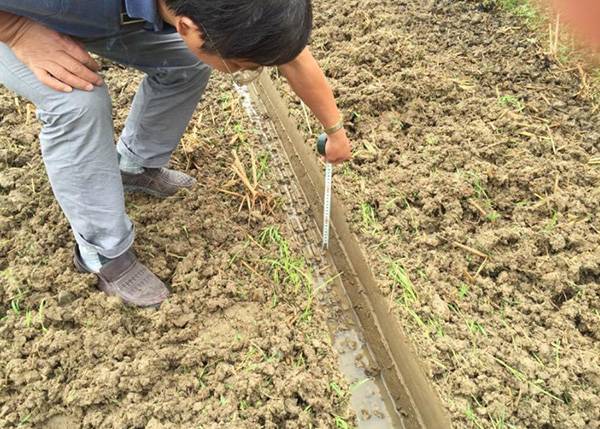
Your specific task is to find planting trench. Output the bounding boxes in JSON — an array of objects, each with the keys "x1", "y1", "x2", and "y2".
[
  {"x1": 240, "y1": 76, "x2": 450, "y2": 428},
  {"x1": 275, "y1": 0, "x2": 600, "y2": 427}
]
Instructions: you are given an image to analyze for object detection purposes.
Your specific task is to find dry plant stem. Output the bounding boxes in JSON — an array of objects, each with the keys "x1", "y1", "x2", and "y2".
[
  {"x1": 475, "y1": 258, "x2": 488, "y2": 277},
  {"x1": 222, "y1": 148, "x2": 275, "y2": 214},
  {"x1": 300, "y1": 101, "x2": 313, "y2": 134},
  {"x1": 469, "y1": 200, "x2": 488, "y2": 217},
  {"x1": 453, "y1": 241, "x2": 489, "y2": 259},
  {"x1": 545, "y1": 125, "x2": 557, "y2": 154},
  {"x1": 588, "y1": 156, "x2": 600, "y2": 165}
]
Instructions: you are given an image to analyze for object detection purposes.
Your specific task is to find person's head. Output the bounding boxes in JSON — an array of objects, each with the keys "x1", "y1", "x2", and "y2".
[{"x1": 162, "y1": 0, "x2": 313, "y2": 73}]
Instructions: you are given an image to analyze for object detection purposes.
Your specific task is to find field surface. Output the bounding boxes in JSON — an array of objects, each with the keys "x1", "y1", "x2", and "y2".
[
  {"x1": 0, "y1": 68, "x2": 352, "y2": 427},
  {"x1": 276, "y1": 0, "x2": 600, "y2": 427},
  {"x1": 2, "y1": 0, "x2": 600, "y2": 428}
]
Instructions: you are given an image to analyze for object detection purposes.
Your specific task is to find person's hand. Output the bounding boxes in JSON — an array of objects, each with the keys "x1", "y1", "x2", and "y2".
[
  {"x1": 550, "y1": 0, "x2": 600, "y2": 50},
  {"x1": 8, "y1": 20, "x2": 103, "y2": 92},
  {"x1": 324, "y1": 129, "x2": 352, "y2": 164}
]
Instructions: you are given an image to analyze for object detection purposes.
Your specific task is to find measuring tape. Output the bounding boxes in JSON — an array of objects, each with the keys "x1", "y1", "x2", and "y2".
[{"x1": 317, "y1": 133, "x2": 332, "y2": 249}]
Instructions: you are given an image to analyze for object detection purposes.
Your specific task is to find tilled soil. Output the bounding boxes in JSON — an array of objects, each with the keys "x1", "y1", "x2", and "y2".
[
  {"x1": 277, "y1": 0, "x2": 600, "y2": 427},
  {"x1": 0, "y1": 66, "x2": 352, "y2": 427}
]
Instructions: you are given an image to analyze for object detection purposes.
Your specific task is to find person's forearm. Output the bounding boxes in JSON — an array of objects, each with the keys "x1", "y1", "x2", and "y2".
[
  {"x1": 0, "y1": 11, "x2": 32, "y2": 45},
  {"x1": 279, "y1": 47, "x2": 342, "y2": 130}
]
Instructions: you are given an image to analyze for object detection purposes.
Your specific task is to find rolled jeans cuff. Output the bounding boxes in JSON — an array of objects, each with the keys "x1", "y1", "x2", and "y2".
[
  {"x1": 73, "y1": 225, "x2": 136, "y2": 259},
  {"x1": 116, "y1": 138, "x2": 170, "y2": 169}
]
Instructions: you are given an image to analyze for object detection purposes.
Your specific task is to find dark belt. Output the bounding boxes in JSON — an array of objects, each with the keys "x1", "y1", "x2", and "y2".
[{"x1": 120, "y1": 0, "x2": 146, "y2": 26}]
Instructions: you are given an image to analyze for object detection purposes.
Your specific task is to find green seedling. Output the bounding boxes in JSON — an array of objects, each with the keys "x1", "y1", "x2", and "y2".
[
  {"x1": 486, "y1": 210, "x2": 501, "y2": 222},
  {"x1": 219, "y1": 92, "x2": 232, "y2": 108},
  {"x1": 458, "y1": 283, "x2": 470, "y2": 299},
  {"x1": 406, "y1": 307, "x2": 427, "y2": 330},
  {"x1": 260, "y1": 226, "x2": 307, "y2": 288},
  {"x1": 466, "y1": 319, "x2": 487, "y2": 336},
  {"x1": 385, "y1": 196, "x2": 401, "y2": 209},
  {"x1": 428, "y1": 317, "x2": 445, "y2": 338},
  {"x1": 334, "y1": 416, "x2": 353, "y2": 429},
  {"x1": 544, "y1": 210, "x2": 559, "y2": 232},
  {"x1": 329, "y1": 382, "x2": 345, "y2": 398},
  {"x1": 498, "y1": 94, "x2": 525, "y2": 112},
  {"x1": 483, "y1": 0, "x2": 538, "y2": 24},
  {"x1": 38, "y1": 299, "x2": 47, "y2": 332},
  {"x1": 425, "y1": 134, "x2": 439, "y2": 146},
  {"x1": 196, "y1": 368, "x2": 207, "y2": 389},
  {"x1": 416, "y1": 267, "x2": 428, "y2": 280},
  {"x1": 491, "y1": 355, "x2": 564, "y2": 402},
  {"x1": 465, "y1": 403, "x2": 485, "y2": 429},
  {"x1": 11, "y1": 296, "x2": 21, "y2": 316},
  {"x1": 465, "y1": 172, "x2": 501, "y2": 222},
  {"x1": 552, "y1": 339, "x2": 561, "y2": 366},
  {"x1": 256, "y1": 152, "x2": 271, "y2": 181},
  {"x1": 300, "y1": 275, "x2": 336, "y2": 323},
  {"x1": 531, "y1": 352, "x2": 545, "y2": 367},
  {"x1": 23, "y1": 310, "x2": 33, "y2": 328},
  {"x1": 270, "y1": 293, "x2": 279, "y2": 308},
  {"x1": 360, "y1": 202, "x2": 379, "y2": 233},
  {"x1": 232, "y1": 122, "x2": 247, "y2": 142},
  {"x1": 449, "y1": 303, "x2": 487, "y2": 337},
  {"x1": 469, "y1": 173, "x2": 489, "y2": 200},
  {"x1": 227, "y1": 241, "x2": 250, "y2": 268},
  {"x1": 402, "y1": 198, "x2": 420, "y2": 233},
  {"x1": 259, "y1": 226, "x2": 319, "y2": 321},
  {"x1": 388, "y1": 261, "x2": 418, "y2": 305},
  {"x1": 239, "y1": 346, "x2": 260, "y2": 372},
  {"x1": 503, "y1": 0, "x2": 537, "y2": 22},
  {"x1": 490, "y1": 413, "x2": 510, "y2": 429},
  {"x1": 293, "y1": 353, "x2": 306, "y2": 368},
  {"x1": 17, "y1": 414, "x2": 31, "y2": 427},
  {"x1": 350, "y1": 378, "x2": 370, "y2": 391}
]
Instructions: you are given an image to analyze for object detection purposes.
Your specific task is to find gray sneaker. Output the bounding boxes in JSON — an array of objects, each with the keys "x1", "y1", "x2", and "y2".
[
  {"x1": 121, "y1": 167, "x2": 196, "y2": 197},
  {"x1": 74, "y1": 246, "x2": 170, "y2": 308}
]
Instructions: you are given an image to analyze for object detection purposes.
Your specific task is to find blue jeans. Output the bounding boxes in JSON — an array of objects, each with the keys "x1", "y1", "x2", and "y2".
[{"x1": 0, "y1": 28, "x2": 211, "y2": 258}]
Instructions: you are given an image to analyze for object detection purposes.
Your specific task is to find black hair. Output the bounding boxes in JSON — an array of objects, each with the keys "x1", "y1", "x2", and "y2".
[{"x1": 164, "y1": 0, "x2": 312, "y2": 66}]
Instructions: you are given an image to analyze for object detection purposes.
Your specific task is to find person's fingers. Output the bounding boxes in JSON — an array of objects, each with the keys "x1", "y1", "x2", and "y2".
[
  {"x1": 45, "y1": 61, "x2": 94, "y2": 91},
  {"x1": 58, "y1": 53, "x2": 103, "y2": 87},
  {"x1": 63, "y1": 37, "x2": 102, "y2": 71},
  {"x1": 33, "y1": 68, "x2": 73, "y2": 93},
  {"x1": 62, "y1": 38, "x2": 103, "y2": 80}
]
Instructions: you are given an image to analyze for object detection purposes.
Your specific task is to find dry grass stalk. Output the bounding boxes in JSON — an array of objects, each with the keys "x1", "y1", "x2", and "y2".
[
  {"x1": 220, "y1": 148, "x2": 275, "y2": 214},
  {"x1": 469, "y1": 200, "x2": 488, "y2": 217},
  {"x1": 553, "y1": 174, "x2": 560, "y2": 194},
  {"x1": 300, "y1": 101, "x2": 313, "y2": 134},
  {"x1": 475, "y1": 258, "x2": 488, "y2": 277},
  {"x1": 453, "y1": 241, "x2": 488, "y2": 259},
  {"x1": 548, "y1": 14, "x2": 560, "y2": 61},
  {"x1": 545, "y1": 125, "x2": 557, "y2": 154}
]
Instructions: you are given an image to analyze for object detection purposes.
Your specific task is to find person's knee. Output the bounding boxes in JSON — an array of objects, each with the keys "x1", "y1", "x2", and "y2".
[
  {"x1": 38, "y1": 86, "x2": 114, "y2": 161},
  {"x1": 39, "y1": 85, "x2": 112, "y2": 127}
]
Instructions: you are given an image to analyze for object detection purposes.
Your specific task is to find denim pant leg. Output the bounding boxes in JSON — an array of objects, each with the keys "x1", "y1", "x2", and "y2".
[
  {"x1": 0, "y1": 43, "x2": 134, "y2": 258},
  {"x1": 85, "y1": 29, "x2": 212, "y2": 168}
]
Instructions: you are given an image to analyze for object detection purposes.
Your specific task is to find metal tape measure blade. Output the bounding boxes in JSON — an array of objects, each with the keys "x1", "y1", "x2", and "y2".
[{"x1": 322, "y1": 163, "x2": 332, "y2": 249}]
